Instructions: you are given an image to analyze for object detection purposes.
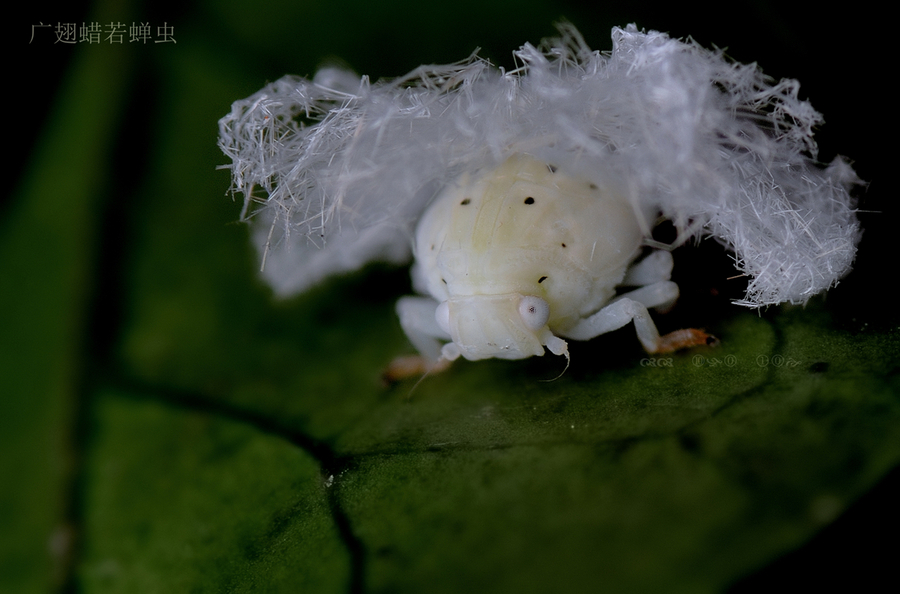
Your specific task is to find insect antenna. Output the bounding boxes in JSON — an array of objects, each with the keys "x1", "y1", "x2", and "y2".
[{"x1": 539, "y1": 350, "x2": 570, "y2": 382}]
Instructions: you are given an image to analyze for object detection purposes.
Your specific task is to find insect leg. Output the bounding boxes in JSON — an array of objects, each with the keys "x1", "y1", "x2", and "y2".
[
  {"x1": 561, "y1": 294, "x2": 713, "y2": 354},
  {"x1": 622, "y1": 250, "x2": 674, "y2": 285},
  {"x1": 613, "y1": 280, "x2": 679, "y2": 310},
  {"x1": 615, "y1": 281, "x2": 716, "y2": 352},
  {"x1": 385, "y1": 296, "x2": 455, "y2": 383},
  {"x1": 395, "y1": 296, "x2": 450, "y2": 362},
  {"x1": 562, "y1": 298, "x2": 663, "y2": 352}
]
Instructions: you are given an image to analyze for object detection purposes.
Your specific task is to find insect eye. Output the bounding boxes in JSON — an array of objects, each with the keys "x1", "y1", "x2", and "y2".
[{"x1": 518, "y1": 296, "x2": 550, "y2": 331}]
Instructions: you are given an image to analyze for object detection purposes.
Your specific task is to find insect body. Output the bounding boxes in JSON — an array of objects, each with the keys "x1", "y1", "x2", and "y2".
[
  {"x1": 397, "y1": 154, "x2": 710, "y2": 364},
  {"x1": 219, "y1": 24, "x2": 860, "y2": 374}
]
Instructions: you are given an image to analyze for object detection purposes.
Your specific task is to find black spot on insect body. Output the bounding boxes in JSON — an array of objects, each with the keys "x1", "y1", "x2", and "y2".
[
  {"x1": 538, "y1": 276, "x2": 548, "y2": 284},
  {"x1": 524, "y1": 197, "x2": 535, "y2": 205},
  {"x1": 460, "y1": 198, "x2": 471, "y2": 205}
]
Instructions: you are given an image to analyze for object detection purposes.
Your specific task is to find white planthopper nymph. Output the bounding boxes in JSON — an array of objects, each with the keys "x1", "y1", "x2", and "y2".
[
  {"x1": 218, "y1": 24, "x2": 860, "y2": 371},
  {"x1": 402, "y1": 152, "x2": 711, "y2": 365}
]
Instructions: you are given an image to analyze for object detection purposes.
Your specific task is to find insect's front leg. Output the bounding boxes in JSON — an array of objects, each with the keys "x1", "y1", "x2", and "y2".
[
  {"x1": 563, "y1": 297, "x2": 663, "y2": 352},
  {"x1": 396, "y1": 296, "x2": 449, "y2": 361},
  {"x1": 385, "y1": 296, "x2": 454, "y2": 382},
  {"x1": 563, "y1": 281, "x2": 713, "y2": 354}
]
